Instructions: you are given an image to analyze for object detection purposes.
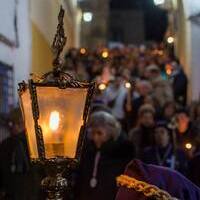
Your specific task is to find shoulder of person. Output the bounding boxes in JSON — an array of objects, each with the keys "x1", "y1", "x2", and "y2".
[
  {"x1": 123, "y1": 159, "x2": 200, "y2": 199},
  {"x1": 142, "y1": 146, "x2": 154, "y2": 154}
]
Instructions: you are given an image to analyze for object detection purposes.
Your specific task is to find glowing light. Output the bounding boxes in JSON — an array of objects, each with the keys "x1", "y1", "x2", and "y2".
[
  {"x1": 80, "y1": 48, "x2": 86, "y2": 54},
  {"x1": 98, "y1": 83, "x2": 107, "y2": 91},
  {"x1": 158, "y1": 50, "x2": 164, "y2": 56},
  {"x1": 83, "y1": 12, "x2": 93, "y2": 22},
  {"x1": 102, "y1": 51, "x2": 109, "y2": 58},
  {"x1": 167, "y1": 36, "x2": 174, "y2": 44},
  {"x1": 185, "y1": 143, "x2": 192, "y2": 150},
  {"x1": 153, "y1": 0, "x2": 165, "y2": 5},
  {"x1": 49, "y1": 111, "x2": 60, "y2": 131},
  {"x1": 165, "y1": 64, "x2": 173, "y2": 76},
  {"x1": 125, "y1": 82, "x2": 131, "y2": 89}
]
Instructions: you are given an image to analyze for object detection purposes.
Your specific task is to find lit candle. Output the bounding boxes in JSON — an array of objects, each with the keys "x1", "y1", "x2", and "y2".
[
  {"x1": 98, "y1": 83, "x2": 107, "y2": 91},
  {"x1": 80, "y1": 48, "x2": 86, "y2": 54},
  {"x1": 102, "y1": 51, "x2": 109, "y2": 58},
  {"x1": 49, "y1": 111, "x2": 60, "y2": 132},
  {"x1": 125, "y1": 82, "x2": 131, "y2": 89},
  {"x1": 185, "y1": 143, "x2": 192, "y2": 150}
]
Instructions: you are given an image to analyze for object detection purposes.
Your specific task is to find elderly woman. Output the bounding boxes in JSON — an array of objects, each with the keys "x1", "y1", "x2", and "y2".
[{"x1": 75, "y1": 111, "x2": 134, "y2": 200}]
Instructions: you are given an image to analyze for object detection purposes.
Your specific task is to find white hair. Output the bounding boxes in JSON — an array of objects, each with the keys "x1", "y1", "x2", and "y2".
[{"x1": 88, "y1": 111, "x2": 121, "y2": 140}]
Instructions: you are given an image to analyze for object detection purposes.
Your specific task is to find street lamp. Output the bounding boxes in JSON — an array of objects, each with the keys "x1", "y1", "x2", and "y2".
[
  {"x1": 153, "y1": 0, "x2": 165, "y2": 6},
  {"x1": 83, "y1": 12, "x2": 93, "y2": 22},
  {"x1": 167, "y1": 36, "x2": 174, "y2": 44},
  {"x1": 18, "y1": 6, "x2": 95, "y2": 200}
]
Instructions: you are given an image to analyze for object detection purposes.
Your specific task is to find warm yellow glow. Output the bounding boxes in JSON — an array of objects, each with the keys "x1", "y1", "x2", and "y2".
[
  {"x1": 80, "y1": 48, "x2": 86, "y2": 54},
  {"x1": 49, "y1": 111, "x2": 60, "y2": 131},
  {"x1": 125, "y1": 82, "x2": 131, "y2": 89},
  {"x1": 158, "y1": 50, "x2": 163, "y2": 56},
  {"x1": 102, "y1": 51, "x2": 109, "y2": 58},
  {"x1": 185, "y1": 143, "x2": 192, "y2": 150},
  {"x1": 166, "y1": 69, "x2": 172, "y2": 75},
  {"x1": 167, "y1": 36, "x2": 174, "y2": 44},
  {"x1": 98, "y1": 83, "x2": 107, "y2": 90},
  {"x1": 165, "y1": 64, "x2": 173, "y2": 76}
]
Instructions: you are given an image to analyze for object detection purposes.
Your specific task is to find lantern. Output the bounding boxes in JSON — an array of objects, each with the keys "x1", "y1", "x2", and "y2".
[{"x1": 18, "y1": 7, "x2": 95, "y2": 199}]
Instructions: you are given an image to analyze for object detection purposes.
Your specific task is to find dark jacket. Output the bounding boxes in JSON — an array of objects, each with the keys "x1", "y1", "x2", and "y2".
[
  {"x1": 129, "y1": 126, "x2": 155, "y2": 158},
  {"x1": 116, "y1": 159, "x2": 200, "y2": 200},
  {"x1": 142, "y1": 144, "x2": 188, "y2": 175},
  {"x1": 172, "y1": 69, "x2": 188, "y2": 106},
  {"x1": 175, "y1": 122, "x2": 194, "y2": 151},
  {"x1": 75, "y1": 134, "x2": 134, "y2": 200},
  {"x1": 0, "y1": 132, "x2": 42, "y2": 200},
  {"x1": 188, "y1": 150, "x2": 200, "y2": 188}
]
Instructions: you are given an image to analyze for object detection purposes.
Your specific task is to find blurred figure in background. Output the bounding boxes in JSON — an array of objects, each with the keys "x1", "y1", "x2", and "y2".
[
  {"x1": 188, "y1": 124, "x2": 200, "y2": 187},
  {"x1": 142, "y1": 121, "x2": 188, "y2": 175},
  {"x1": 160, "y1": 101, "x2": 177, "y2": 122},
  {"x1": 190, "y1": 101, "x2": 200, "y2": 124},
  {"x1": 0, "y1": 108, "x2": 30, "y2": 200},
  {"x1": 103, "y1": 75, "x2": 128, "y2": 129},
  {"x1": 175, "y1": 108, "x2": 193, "y2": 151},
  {"x1": 129, "y1": 104, "x2": 155, "y2": 158},
  {"x1": 76, "y1": 111, "x2": 133, "y2": 200},
  {"x1": 170, "y1": 58, "x2": 188, "y2": 106},
  {"x1": 125, "y1": 80, "x2": 153, "y2": 128},
  {"x1": 0, "y1": 108, "x2": 41, "y2": 200}
]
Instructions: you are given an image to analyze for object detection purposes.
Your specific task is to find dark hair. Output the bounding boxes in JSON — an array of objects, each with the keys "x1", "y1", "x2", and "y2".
[
  {"x1": 176, "y1": 107, "x2": 189, "y2": 116},
  {"x1": 138, "y1": 104, "x2": 155, "y2": 118}
]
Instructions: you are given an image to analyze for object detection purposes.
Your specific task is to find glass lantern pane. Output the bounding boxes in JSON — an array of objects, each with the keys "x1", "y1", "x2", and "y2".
[
  {"x1": 36, "y1": 87, "x2": 87, "y2": 159},
  {"x1": 20, "y1": 89, "x2": 39, "y2": 159}
]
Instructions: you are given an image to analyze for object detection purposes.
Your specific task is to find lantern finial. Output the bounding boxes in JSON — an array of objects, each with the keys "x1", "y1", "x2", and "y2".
[{"x1": 52, "y1": 6, "x2": 67, "y2": 74}]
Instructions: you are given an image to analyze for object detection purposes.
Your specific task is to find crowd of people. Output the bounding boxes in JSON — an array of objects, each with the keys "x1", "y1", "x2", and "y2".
[
  {"x1": 65, "y1": 44, "x2": 200, "y2": 199},
  {"x1": 0, "y1": 43, "x2": 200, "y2": 199}
]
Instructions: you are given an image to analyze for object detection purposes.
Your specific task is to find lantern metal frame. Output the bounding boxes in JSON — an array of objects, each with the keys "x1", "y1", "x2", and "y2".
[{"x1": 18, "y1": 6, "x2": 95, "y2": 199}]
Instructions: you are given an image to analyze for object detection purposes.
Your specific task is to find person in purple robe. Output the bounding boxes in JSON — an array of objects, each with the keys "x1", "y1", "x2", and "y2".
[{"x1": 115, "y1": 159, "x2": 200, "y2": 200}]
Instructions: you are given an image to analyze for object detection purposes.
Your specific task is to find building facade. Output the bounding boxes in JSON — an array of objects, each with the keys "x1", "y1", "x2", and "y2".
[
  {"x1": 109, "y1": 10, "x2": 145, "y2": 45},
  {"x1": 0, "y1": 0, "x2": 80, "y2": 112},
  {"x1": 79, "y1": 0, "x2": 109, "y2": 48},
  {"x1": 162, "y1": 0, "x2": 200, "y2": 101}
]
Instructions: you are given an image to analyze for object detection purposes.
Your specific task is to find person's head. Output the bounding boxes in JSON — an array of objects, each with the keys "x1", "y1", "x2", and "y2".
[
  {"x1": 163, "y1": 101, "x2": 176, "y2": 120},
  {"x1": 145, "y1": 64, "x2": 160, "y2": 80},
  {"x1": 138, "y1": 104, "x2": 155, "y2": 127},
  {"x1": 113, "y1": 74, "x2": 123, "y2": 88},
  {"x1": 176, "y1": 108, "x2": 190, "y2": 133},
  {"x1": 8, "y1": 107, "x2": 24, "y2": 135},
  {"x1": 155, "y1": 121, "x2": 170, "y2": 148},
  {"x1": 137, "y1": 80, "x2": 152, "y2": 97},
  {"x1": 88, "y1": 111, "x2": 121, "y2": 148}
]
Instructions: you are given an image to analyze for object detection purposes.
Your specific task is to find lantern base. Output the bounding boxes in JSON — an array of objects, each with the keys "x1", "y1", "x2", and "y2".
[
  {"x1": 40, "y1": 158, "x2": 75, "y2": 200},
  {"x1": 41, "y1": 173, "x2": 67, "y2": 200}
]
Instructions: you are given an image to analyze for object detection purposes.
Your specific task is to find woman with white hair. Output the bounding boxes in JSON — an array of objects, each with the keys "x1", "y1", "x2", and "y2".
[{"x1": 75, "y1": 111, "x2": 134, "y2": 200}]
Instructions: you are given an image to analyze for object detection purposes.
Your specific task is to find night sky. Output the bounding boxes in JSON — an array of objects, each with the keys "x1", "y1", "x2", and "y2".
[{"x1": 109, "y1": 0, "x2": 168, "y2": 42}]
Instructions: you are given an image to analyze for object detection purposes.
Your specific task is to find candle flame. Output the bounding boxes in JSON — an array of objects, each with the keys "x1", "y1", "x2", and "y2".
[
  {"x1": 98, "y1": 83, "x2": 107, "y2": 90},
  {"x1": 102, "y1": 51, "x2": 109, "y2": 58},
  {"x1": 185, "y1": 143, "x2": 192, "y2": 150},
  {"x1": 125, "y1": 82, "x2": 131, "y2": 89},
  {"x1": 49, "y1": 111, "x2": 60, "y2": 131}
]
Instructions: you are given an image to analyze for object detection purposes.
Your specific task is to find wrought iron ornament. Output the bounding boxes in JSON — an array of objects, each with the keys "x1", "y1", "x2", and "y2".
[
  {"x1": 18, "y1": 5, "x2": 95, "y2": 200},
  {"x1": 52, "y1": 6, "x2": 67, "y2": 73},
  {"x1": 18, "y1": 5, "x2": 95, "y2": 163}
]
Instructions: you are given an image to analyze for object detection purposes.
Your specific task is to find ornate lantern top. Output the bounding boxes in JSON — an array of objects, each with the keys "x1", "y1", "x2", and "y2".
[{"x1": 18, "y1": 6, "x2": 95, "y2": 165}]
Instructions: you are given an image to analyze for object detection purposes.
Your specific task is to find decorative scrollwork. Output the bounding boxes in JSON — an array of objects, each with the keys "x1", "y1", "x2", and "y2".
[
  {"x1": 18, "y1": 81, "x2": 28, "y2": 95},
  {"x1": 29, "y1": 80, "x2": 45, "y2": 159},
  {"x1": 52, "y1": 6, "x2": 67, "y2": 73},
  {"x1": 18, "y1": 6, "x2": 95, "y2": 165}
]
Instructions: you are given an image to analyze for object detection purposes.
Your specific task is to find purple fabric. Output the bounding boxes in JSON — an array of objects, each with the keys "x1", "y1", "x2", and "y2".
[{"x1": 116, "y1": 159, "x2": 200, "y2": 200}]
